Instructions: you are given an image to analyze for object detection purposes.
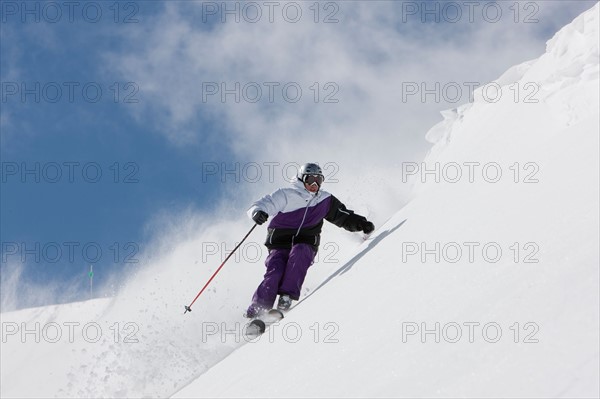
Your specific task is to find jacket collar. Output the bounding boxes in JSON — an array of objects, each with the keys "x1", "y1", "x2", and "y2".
[{"x1": 291, "y1": 179, "x2": 321, "y2": 199}]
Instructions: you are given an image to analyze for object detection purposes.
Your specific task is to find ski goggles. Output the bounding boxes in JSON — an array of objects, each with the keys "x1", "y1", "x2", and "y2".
[{"x1": 302, "y1": 174, "x2": 324, "y2": 186}]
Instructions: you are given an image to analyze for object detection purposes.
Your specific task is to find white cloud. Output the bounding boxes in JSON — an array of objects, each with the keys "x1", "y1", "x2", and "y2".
[
  {"x1": 106, "y1": 3, "x2": 592, "y2": 142},
  {"x1": 102, "y1": 2, "x2": 595, "y2": 219}
]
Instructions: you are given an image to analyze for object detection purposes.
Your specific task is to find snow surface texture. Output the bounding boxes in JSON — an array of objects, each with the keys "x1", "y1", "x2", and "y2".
[{"x1": 2, "y1": 4, "x2": 599, "y2": 398}]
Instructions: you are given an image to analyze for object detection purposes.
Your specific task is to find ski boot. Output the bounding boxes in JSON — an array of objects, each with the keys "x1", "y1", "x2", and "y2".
[{"x1": 277, "y1": 295, "x2": 292, "y2": 312}]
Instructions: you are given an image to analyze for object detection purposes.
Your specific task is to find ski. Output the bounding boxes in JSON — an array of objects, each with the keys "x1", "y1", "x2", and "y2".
[{"x1": 245, "y1": 309, "x2": 284, "y2": 337}]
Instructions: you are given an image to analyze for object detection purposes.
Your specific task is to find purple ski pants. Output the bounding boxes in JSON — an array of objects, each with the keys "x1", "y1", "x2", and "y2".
[{"x1": 248, "y1": 243, "x2": 316, "y2": 311}]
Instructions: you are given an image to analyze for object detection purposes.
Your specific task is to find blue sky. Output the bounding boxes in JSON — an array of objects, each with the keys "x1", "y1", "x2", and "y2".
[
  {"x1": 1, "y1": 0, "x2": 596, "y2": 310},
  {"x1": 0, "y1": 2, "x2": 233, "y2": 304}
]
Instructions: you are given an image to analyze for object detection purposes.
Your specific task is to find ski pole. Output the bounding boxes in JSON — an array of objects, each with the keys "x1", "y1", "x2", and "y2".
[{"x1": 184, "y1": 223, "x2": 258, "y2": 314}]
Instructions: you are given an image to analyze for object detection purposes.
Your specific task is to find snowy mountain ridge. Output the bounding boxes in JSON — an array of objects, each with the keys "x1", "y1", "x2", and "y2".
[{"x1": 425, "y1": 3, "x2": 598, "y2": 162}]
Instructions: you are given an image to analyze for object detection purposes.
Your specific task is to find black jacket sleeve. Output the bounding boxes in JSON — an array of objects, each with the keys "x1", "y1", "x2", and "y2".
[{"x1": 325, "y1": 195, "x2": 368, "y2": 232}]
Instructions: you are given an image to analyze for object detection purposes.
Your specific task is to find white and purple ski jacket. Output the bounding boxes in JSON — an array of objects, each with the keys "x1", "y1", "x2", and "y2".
[{"x1": 248, "y1": 180, "x2": 368, "y2": 250}]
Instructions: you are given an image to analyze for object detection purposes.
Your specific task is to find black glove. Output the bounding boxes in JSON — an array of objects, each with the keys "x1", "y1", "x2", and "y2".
[
  {"x1": 252, "y1": 210, "x2": 269, "y2": 225},
  {"x1": 361, "y1": 221, "x2": 375, "y2": 234}
]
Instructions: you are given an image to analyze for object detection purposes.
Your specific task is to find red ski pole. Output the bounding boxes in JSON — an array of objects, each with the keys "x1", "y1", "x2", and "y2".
[{"x1": 184, "y1": 223, "x2": 258, "y2": 314}]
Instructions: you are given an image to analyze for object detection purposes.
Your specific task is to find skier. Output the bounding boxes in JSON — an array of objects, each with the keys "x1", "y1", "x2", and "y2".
[{"x1": 245, "y1": 163, "x2": 375, "y2": 318}]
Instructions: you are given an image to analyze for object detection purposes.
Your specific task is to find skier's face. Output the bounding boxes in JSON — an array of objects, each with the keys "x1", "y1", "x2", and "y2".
[{"x1": 301, "y1": 174, "x2": 323, "y2": 193}]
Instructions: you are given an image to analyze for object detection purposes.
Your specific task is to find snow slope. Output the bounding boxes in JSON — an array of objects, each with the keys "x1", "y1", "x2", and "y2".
[
  {"x1": 173, "y1": 4, "x2": 600, "y2": 398},
  {"x1": 1, "y1": 4, "x2": 599, "y2": 398}
]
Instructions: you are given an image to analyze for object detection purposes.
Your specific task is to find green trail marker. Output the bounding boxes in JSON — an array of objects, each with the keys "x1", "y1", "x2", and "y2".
[{"x1": 89, "y1": 265, "x2": 93, "y2": 299}]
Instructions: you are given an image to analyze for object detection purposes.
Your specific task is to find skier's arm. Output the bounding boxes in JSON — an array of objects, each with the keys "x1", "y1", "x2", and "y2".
[
  {"x1": 325, "y1": 196, "x2": 374, "y2": 233},
  {"x1": 247, "y1": 189, "x2": 288, "y2": 221}
]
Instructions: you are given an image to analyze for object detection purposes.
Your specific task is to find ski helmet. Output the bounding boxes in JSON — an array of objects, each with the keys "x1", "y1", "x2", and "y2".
[{"x1": 297, "y1": 163, "x2": 324, "y2": 186}]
